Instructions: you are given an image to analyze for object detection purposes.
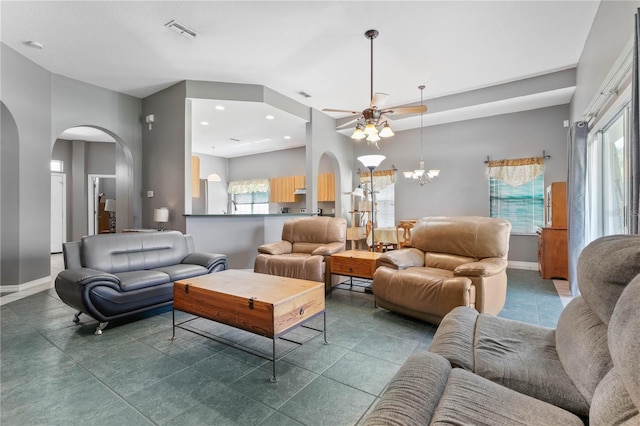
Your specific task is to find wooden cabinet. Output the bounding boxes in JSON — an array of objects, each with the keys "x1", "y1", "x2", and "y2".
[
  {"x1": 269, "y1": 175, "x2": 305, "y2": 203},
  {"x1": 191, "y1": 156, "x2": 200, "y2": 198},
  {"x1": 317, "y1": 173, "x2": 335, "y2": 202},
  {"x1": 538, "y1": 182, "x2": 568, "y2": 280}
]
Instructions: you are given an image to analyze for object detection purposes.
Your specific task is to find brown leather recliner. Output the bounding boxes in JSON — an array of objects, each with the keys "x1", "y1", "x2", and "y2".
[
  {"x1": 254, "y1": 216, "x2": 347, "y2": 292},
  {"x1": 372, "y1": 216, "x2": 511, "y2": 324}
]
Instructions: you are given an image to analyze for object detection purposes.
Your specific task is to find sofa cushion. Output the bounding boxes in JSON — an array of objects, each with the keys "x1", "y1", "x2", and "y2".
[
  {"x1": 254, "y1": 253, "x2": 325, "y2": 283},
  {"x1": 425, "y1": 252, "x2": 476, "y2": 270},
  {"x1": 152, "y1": 264, "x2": 208, "y2": 282},
  {"x1": 577, "y1": 234, "x2": 640, "y2": 325},
  {"x1": 82, "y1": 231, "x2": 190, "y2": 273},
  {"x1": 555, "y1": 297, "x2": 612, "y2": 408},
  {"x1": 114, "y1": 270, "x2": 170, "y2": 292},
  {"x1": 411, "y1": 216, "x2": 511, "y2": 259},
  {"x1": 473, "y1": 314, "x2": 590, "y2": 416},
  {"x1": 362, "y1": 352, "x2": 451, "y2": 425},
  {"x1": 432, "y1": 368, "x2": 584, "y2": 425}
]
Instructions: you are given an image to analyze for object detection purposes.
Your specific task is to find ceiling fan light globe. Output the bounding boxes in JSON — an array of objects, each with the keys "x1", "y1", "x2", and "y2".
[
  {"x1": 366, "y1": 133, "x2": 381, "y2": 143},
  {"x1": 379, "y1": 125, "x2": 394, "y2": 138},
  {"x1": 351, "y1": 127, "x2": 366, "y2": 140},
  {"x1": 364, "y1": 123, "x2": 377, "y2": 135}
]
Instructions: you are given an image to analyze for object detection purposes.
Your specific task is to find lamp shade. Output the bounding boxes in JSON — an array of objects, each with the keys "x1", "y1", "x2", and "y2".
[
  {"x1": 357, "y1": 155, "x2": 386, "y2": 169},
  {"x1": 104, "y1": 199, "x2": 116, "y2": 212},
  {"x1": 351, "y1": 187, "x2": 364, "y2": 197},
  {"x1": 153, "y1": 207, "x2": 169, "y2": 223},
  {"x1": 207, "y1": 173, "x2": 221, "y2": 182}
]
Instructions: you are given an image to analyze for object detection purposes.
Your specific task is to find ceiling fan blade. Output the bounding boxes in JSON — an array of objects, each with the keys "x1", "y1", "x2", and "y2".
[
  {"x1": 382, "y1": 105, "x2": 427, "y2": 115},
  {"x1": 323, "y1": 108, "x2": 361, "y2": 115},
  {"x1": 336, "y1": 117, "x2": 360, "y2": 129},
  {"x1": 370, "y1": 93, "x2": 390, "y2": 109}
]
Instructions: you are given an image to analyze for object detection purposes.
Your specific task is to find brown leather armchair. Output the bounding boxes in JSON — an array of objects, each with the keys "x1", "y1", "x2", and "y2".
[
  {"x1": 372, "y1": 216, "x2": 511, "y2": 324},
  {"x1": 254, "y1": 216, "x2": 347, "y2": 292}
]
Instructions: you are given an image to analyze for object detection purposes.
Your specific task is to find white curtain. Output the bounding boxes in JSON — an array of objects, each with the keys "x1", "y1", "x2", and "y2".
[{"x1": 227, "y1": 179, "x2": 269, "y2": 195}]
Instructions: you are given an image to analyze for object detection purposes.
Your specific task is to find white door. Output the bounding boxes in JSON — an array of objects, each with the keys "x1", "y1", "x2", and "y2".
[{"x1": 51, "y1": 173, "x2": 66, "y2": 253}]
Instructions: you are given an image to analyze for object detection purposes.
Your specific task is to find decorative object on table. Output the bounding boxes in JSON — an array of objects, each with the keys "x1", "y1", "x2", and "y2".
[
  {"x1": 357, "y1": 155, "x2": 385, "y2": 252},
  {"x1": 104, "y1": 198, "x2": 116, "y2": 232},
  {"x1": 154, "y1": 207, "x2": 169, "y2": 231},
  {"x1": 323, "y1": 29, "x2": 426, "y2": 149},
  {"x1": 403, "y1": 85, "x2": 440, "y2": 185}
]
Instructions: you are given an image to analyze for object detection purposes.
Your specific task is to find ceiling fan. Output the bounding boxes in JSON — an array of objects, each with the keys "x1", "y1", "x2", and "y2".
[{"x1": 323, "y1": 29, "x2": 427, "y2": 148}]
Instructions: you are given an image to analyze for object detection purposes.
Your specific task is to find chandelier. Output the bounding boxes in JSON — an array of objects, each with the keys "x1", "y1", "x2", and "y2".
[{"x1": 403, "y1": 85, "x2": 440, "y2": 185}]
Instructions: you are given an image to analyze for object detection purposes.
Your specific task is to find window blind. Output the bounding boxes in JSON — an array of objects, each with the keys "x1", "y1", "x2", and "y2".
[{"x1": 490, "y1": 174, "x2": 544, "y2": 234}]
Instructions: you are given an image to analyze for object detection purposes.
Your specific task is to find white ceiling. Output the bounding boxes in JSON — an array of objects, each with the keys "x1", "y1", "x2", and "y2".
[{"x1": 2, "y1": 1, "x2": 600, "y2": 156}]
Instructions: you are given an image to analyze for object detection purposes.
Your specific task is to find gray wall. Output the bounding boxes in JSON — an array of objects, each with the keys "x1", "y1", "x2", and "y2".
[
  {"x1": 571, "y1": 1, "x2": 639, "y2": 123},
  {"x1": 141, "y1": 81, "x2": 188, "y2": 231},
  {"x1": 1, "y1": 44, "x2": 52, "y2": 285},
  {"x1": 355, "y1": 104, "x2": 570, "y2": 262},
  {"x1": 1, "y1": 43, "x2": 142, "y2": 287}
]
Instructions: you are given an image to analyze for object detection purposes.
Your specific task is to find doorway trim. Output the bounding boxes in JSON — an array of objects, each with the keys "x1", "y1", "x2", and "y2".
[
  {"x1": 51, "y1": 172, "x2": 67, "y2": 253},
  {"x1": 88, "y1": 174, "x2": 116, "y2": 235}
]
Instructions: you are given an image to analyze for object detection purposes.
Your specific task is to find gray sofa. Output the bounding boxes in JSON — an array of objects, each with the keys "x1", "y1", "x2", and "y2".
[
  {"x1": 363, "y1": 234, "x2": 640, "y2": 425},
  {"x1": 55, "y1": 230, "x2": 227, "y2": 334}
]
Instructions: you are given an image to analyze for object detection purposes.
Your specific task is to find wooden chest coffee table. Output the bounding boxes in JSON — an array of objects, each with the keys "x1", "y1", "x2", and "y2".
[{"x1": 173, "y1": 270, "x2": 326, "y2": 382}]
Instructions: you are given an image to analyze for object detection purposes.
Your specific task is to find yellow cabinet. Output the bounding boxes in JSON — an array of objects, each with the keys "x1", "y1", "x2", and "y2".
[
  {"x1": 191, "y1": 156, "x2": 200, "y2": 198},
  {"x1": 317, "y1": 173, "x2": 335, "y2": 202},
  {"x1": 269, "y1": 175, "x2": 305, "y2": 203}
]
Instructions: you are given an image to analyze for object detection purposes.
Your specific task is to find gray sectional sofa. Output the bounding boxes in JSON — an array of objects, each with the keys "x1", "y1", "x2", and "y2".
[
  {"x1": 363, "y1": 234, "x2": 640, "y2": 425},
  {"x1": 55, "y1": 230, "x2": 227, "y2": 334}
]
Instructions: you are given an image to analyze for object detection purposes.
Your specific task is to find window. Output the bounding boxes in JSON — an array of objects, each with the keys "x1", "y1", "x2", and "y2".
[
  {"x1": 232, "y1": 191, "x2": 269, "y2": 214},
  {"x1": 489, "y1": 174, "x2": 544, "y2": 234},
  {"x1": 360, "y1": 169, "x2": 395, "y2": 228},
  {"x1": 586, "y1": 103, "x2": 630, "y2": 240},
  {"x1": 51, "y1": 160, "x2": 63, "y2": 172}
]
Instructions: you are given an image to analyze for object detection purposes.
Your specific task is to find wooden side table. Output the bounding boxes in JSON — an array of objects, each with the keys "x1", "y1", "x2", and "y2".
[{"x1": 330, "y1": 250, "x2": 382, "y2": 280}]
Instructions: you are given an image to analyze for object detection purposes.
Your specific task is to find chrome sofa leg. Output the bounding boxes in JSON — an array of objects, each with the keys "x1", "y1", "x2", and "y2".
[
  {"x1": 94, "y1": 322, "x2": 109, "y2": 335},
  {"x1": 73, "y1": 311, "x2": 82, "y2": 323}
]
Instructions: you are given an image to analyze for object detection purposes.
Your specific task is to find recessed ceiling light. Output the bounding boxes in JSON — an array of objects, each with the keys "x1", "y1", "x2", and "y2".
[
  {"x1": 265, "y1": 115, "x2": 275, "y2": 120},
  {"x1": 284, "y1": 136, "x2": 291, "y2": 139},
  {"x1": 25, "y1": 41, "x2": 44, "y2": 49},
  {"x1": 200, "y1": 121, "x2": 209, "y2": 126},
  {"x1": 215, "y1": 105, "x2": 225, "y2": 110}
]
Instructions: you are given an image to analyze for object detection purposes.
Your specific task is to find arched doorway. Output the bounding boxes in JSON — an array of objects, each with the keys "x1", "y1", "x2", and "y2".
[{"x1": 51, "y1": 125, "x2": 130, "y2": 244}]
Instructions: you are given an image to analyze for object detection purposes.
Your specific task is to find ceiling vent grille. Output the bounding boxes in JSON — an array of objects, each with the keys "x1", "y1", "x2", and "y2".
[{"x1": 165, "y1": 20, "x2": 197, "y2": 39}]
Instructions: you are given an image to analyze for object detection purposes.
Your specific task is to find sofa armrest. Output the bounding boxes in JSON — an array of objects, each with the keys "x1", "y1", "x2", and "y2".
[
  {"x1": 56, "y1": 268, "x2": 119, "y2": 286},
  {"x1": 377, "y1": 248, "x2": 425, "y2": 270},
  {"x1": 454, "y1": 258, "x2": 508, "y2": 277},
  {"x1": 182, "y1": 252, "x2": 228, "y2": 273},
  {"x1": 311, "y1": 242, "x2": 345, "y2": 256},
  {"x1": 429, "y1": 306, "x2": 479, "y2": 371},
  {"x1": 258, "y1": 240, "x2": 293, "y2": 255}
]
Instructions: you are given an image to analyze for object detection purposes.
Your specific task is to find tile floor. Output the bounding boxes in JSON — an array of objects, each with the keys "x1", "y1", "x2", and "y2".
[{"x1": 1, "y1": 267, "x2": 567, "y2": 425}]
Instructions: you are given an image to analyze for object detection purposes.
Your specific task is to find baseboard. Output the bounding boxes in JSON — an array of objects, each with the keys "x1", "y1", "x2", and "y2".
[
  {"x1": 0, "y1": 276, "x2": 52, "y2": 293},
  {"x1": 507, "y1": 261, "x2": 539, "y2": 271}
]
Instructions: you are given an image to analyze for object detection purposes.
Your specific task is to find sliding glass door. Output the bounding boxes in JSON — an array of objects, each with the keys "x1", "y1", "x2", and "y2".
[{"x1": 586, "y1": 104, "x2": 631, "y2": 241}]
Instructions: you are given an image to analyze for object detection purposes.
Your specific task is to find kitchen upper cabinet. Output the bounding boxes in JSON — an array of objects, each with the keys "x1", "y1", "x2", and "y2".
[
  {"x1": 317, "y1": 173, "x2": 335, "y2": 202},
  {"x1": 270, "y1": 175, "x2": 305, "y2": 203}
]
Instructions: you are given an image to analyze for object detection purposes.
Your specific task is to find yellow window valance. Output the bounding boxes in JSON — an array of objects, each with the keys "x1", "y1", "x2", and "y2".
[
  {"x1": 359, "y1": 169, "x2": 396, "y2": 191},
  {"x1": 486, "y1": 157, "x2": 544, "y2": 186},
  {"x1": 227, "y1": 179, "x2": 270, "y2": 195}
]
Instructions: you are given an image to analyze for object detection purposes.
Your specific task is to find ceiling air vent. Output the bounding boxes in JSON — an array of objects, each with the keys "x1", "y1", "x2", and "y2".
[{"x1": 165, "y1": 20, "x2": 197, "y2": 39}]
